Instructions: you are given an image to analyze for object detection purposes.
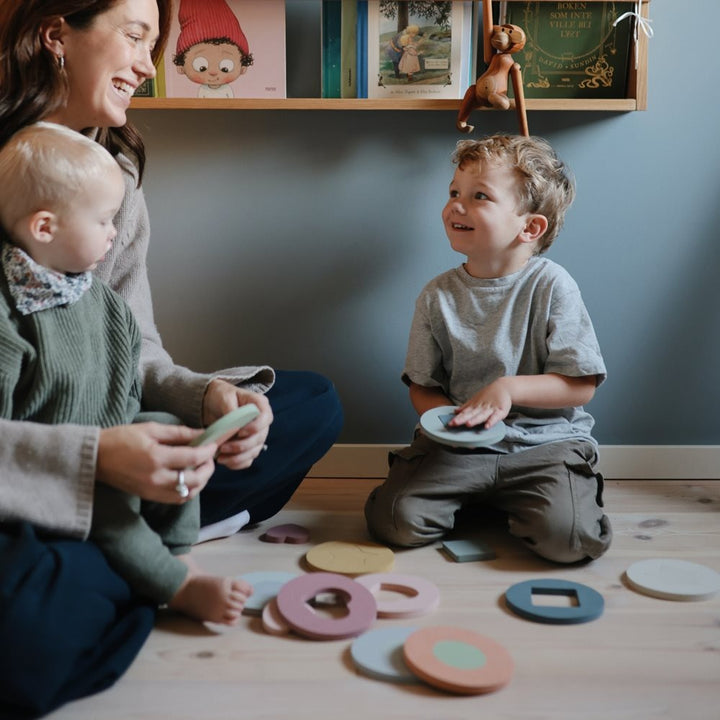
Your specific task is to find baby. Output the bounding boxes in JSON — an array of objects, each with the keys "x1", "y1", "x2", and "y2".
[{"x1": 0, "y1": 122, "x2": 252, "y2": 623}]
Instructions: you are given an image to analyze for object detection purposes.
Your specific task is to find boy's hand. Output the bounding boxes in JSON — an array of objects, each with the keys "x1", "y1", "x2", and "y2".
[{"x1": 451, "y1": 379, "x2": 512, "y2": 429}]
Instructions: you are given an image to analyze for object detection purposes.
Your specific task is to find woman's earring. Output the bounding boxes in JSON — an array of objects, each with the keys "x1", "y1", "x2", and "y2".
[{"x1": 57, "y1": 54, "x2": 65, "y2": 71}]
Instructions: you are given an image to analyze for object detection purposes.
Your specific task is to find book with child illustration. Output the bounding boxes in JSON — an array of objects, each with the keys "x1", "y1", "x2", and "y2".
[
  {"x1": 164, "y1": 0, "x2": 286, "y2": 99},
  {"x1": 366, "y1": 1, "x2": 474, "y2": 100},
  {"x1": 500, "y1": 1, "x2": 634, "y2": 99}
]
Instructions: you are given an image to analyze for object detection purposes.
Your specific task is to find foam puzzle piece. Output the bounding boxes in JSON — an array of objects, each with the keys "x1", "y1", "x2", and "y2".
[
  {"x1": 350, "y1": 627, "x2": 421, "y2": 684},
  {"x1": 260, "y1": 523, "x2": 310, "y2": 544},
  {"x1": 261, "y1": 597, "x2": 291, "y2": 636},
  {"x1": 403, "y1": 625, "x2": 513, "y2": 695},
  {"x1": 238, "y1": 571, "x2": 299, "y2": 616},
  {"x1": 441, "y1": 539, "x2": 496, "y2": 562},
  {"x1": 419, "y1": 406, "x2": 506, "y2": 448},
  {"x1": 305, "y1": 541, "x2": 394, "y2": 576},
  {"x1": 276, "y1": 572, "x2": 377, "y2": 640},
  {"x1": 354, "y1": 573, "x2": 440, "y2": 619},
  {"x1": 505, "y1": 578, "x2": 604, "y2": 624},
  {"x1": 624, "y1": 558, "x2": 720, "y2": 601},
  {"x1": 190, "y1": 404, "x2": 260, "y2": 447}
]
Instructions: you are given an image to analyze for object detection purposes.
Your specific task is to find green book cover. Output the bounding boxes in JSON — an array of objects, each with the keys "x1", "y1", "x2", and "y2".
[{"x1": 504, "y1": 1, "x2": 633, "y2": 99}]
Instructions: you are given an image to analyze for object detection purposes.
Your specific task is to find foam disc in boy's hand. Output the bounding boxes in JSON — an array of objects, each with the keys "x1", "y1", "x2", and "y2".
[
  {"x1": 189, "y1": 404, "x2": 260, "y2": 447},
  {"x1": 420, "y1": 406, "x2": 506, "y2": 448}
]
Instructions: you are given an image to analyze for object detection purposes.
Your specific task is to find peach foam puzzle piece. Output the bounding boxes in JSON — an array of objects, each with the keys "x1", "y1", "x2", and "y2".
[
  {"x1": 261, "y1": 597, "x2": 292, "y2": 636},
  {"x1": 354, "y1": 573, "x2": 440, "y2": 618},
  {"x1": 403, "y1": 625, "x2": 513, "y2": 695},
  {"x1": 275, "y1": 572, "x2": 377, "y2": 640},
  {"x1": 305, "y1": 541, "x2": 394, "y2": 576}
]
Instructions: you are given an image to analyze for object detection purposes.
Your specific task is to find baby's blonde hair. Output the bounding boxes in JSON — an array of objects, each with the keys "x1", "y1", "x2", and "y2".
[
  {"x1": 0, "y1": 122, "x2": 121, "y2": 230},
  {"x1": 452, "y1": 134, "x2": 575, "y2": 253}
]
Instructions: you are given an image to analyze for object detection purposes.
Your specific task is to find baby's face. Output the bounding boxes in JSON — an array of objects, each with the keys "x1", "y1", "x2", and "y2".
[
  {"x1": 51, "y1": 168, "x2": 125, "y2": 273},
  {"x1": 178, "y1": 42, "x2": 246, "y2": 88}
]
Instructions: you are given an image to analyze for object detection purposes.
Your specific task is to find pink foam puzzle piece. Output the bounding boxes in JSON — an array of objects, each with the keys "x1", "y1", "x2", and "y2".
[
  {"x1": 354, "y1": 573, "x2": 440, "y2": 619},
  {"x1": 260, "y1": 523, "x2": 311, "y2": 544},
  {"x1": 276, "y1": 572, "x2": 377, "y2": 641},
  {"x1": 262, "y1": 597, "x2": 292, "y2": 636}
]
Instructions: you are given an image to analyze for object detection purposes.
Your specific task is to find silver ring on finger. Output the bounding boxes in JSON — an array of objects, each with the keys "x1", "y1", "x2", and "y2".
[{"x1": 175, "y1": 469, "x2": 189, "y2": 498}]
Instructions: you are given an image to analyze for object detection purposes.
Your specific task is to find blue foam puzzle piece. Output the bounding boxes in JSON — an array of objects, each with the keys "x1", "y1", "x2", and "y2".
[
  {"x1": 505, "y1": 578, "x2": 604, "y2": 624},
  {"x1": 441, "y1": 539, "x2": 496, "y2": 562}
]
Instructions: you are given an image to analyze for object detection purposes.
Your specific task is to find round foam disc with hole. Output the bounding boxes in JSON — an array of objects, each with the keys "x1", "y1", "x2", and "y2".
[
  {"x1": 403, "y1": 626, "x2": 513, "y2": 695},
  {"x1": 275, "y1": 572, "x2": 377, "y2": 640}
]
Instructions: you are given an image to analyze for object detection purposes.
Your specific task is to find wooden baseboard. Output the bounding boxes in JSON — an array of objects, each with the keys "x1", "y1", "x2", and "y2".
[{"x1": 309, "y1": 444, "x2": 720, "y2": 480}]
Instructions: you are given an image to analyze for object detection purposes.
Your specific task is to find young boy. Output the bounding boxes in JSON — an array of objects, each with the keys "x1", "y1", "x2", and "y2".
[
  {"x1": 0, "y1": 122, "x2": 252, "y2": 622},
  {"x1": 365, "y1": 135, "x2": 611, "y2": 564}
]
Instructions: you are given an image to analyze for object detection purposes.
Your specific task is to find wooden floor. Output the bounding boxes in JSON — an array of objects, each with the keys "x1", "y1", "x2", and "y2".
[{"x1": 49, "y1": 478, "x2": 720, "y2": 720}]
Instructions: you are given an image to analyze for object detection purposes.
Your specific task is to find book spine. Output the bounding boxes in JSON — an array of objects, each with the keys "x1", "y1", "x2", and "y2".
[
  {"x1": 321, "y1": 1, "x2": 342, "y2": 98},
  {"x1": 357, "y1": 1, "x2": 368, "y2": 97},
  {"x1": 340, "y1": 0, "x2": 358, "y2": 98}
]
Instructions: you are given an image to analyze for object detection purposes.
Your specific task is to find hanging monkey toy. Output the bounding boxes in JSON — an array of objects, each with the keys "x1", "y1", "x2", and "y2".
[{"x1": 456, "y1": 0, "x2": 529, "y2": 136}]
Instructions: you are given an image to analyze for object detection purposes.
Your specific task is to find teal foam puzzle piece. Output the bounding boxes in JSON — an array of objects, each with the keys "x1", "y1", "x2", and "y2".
[
  {"x1": 505, "y1": 578, "x2": 604, "y2": 624},
  {"x1": 441, "y1": 539, "x2": 496, "y2": 562}
]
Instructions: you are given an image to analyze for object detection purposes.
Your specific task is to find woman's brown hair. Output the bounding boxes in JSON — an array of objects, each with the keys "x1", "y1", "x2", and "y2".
[{"x1": 0, "y1": 0, "x2": 173, "y2": 183}]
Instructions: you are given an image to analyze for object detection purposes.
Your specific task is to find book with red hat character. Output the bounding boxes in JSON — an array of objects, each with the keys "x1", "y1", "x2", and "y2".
[{"x1": 164, "y1": 0, "x2": 286, "y2": 99}]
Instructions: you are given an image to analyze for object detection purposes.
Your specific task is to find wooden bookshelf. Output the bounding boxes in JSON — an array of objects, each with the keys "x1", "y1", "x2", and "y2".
[
  {"x1": 130, "y1": 97, "x2": 639, "y2": 111},
  {"x1": 132, "y1": 0, "x2": 649, "y2": 113}
]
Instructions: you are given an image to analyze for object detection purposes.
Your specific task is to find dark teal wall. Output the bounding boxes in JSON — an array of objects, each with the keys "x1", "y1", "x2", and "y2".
[{"x1": 133, "y1": 1, "x2": 720, "y2": 444}]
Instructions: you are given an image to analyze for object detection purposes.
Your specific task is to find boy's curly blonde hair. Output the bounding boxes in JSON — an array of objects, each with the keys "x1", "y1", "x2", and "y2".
[{"x1": 452, "y1": 135, "x2": 575, "y2": 253}]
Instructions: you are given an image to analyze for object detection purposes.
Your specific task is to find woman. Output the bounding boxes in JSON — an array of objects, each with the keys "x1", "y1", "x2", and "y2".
[{"x1": 0, "y1": 1, "x2": 343, "y2": 716}]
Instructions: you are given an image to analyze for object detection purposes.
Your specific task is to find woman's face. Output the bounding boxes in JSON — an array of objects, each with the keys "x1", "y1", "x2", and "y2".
[{"x1": 49, "y1": 0, "x2": 160, "y2": 130}]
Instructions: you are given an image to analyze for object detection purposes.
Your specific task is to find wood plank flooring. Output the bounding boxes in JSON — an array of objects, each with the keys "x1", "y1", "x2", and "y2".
[{"x1": 48, "y1": 479, "x2": 720, "y2": 720}]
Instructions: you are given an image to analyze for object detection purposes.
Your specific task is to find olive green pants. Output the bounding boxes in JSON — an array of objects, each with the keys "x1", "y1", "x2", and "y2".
[{"x1": 364, "y1": 434, "x2": 612, "y2": 564}]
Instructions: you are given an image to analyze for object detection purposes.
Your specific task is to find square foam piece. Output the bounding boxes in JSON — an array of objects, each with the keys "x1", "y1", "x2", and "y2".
[{"x1": 441, "y1": 539, "x2": 496, "y2": 562}]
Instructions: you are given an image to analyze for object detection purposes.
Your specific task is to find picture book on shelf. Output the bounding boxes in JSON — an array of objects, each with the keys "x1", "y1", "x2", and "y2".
[
  {"x1": 500, "y1": 1, "x2": 634, "y2": 99},
  {"x1": 366, "y1": 1, "x2": 473, "y2": 100},
  {"x1": 134, "y1": 57, "x2": 166, "y2": 98},
  {"x1": 164, "y1": 0, "x2": 286, "y2": 100}
]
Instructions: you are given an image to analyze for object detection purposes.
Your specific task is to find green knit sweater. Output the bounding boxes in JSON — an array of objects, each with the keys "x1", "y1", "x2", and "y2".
[{"x1": 0, "y1": 268, "x2": 142, "y2": 428}]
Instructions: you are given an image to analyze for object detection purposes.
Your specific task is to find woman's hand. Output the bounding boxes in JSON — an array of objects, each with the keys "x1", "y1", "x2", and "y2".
[
  {"x1": 96, "y1": 423, "x2": 218, "y2": 503},
  {"x1": 202, "y1": 379, "x2": 273, "y2": 470}
]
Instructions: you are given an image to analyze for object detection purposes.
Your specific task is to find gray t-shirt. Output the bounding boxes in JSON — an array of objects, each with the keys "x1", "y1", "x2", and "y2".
[{"x1": 403, "y1": 257, "x2": 607, "y2": 452}]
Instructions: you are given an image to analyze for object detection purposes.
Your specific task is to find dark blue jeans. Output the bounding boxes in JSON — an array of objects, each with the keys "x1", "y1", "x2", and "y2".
[
  {"x1": 0, "y1": 523, "x2": 156, "y2": 719},
  {"x1": 200, "y1": 370, "x2": 344, "y2": 526},
  {"x1": 0, "y1": 370, "x2": 342, "y2": 718}
]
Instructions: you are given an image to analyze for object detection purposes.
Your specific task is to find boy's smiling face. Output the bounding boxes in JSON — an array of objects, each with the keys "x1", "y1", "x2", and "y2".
[{"x1": 442, "y1": 160, "x2": 542, "y2": 278}]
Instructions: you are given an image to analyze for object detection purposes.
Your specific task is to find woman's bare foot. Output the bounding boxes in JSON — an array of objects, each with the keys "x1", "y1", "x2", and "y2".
[{"x1": 168, "y1": 558, "x2": 253, "y2": 625}]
